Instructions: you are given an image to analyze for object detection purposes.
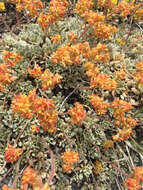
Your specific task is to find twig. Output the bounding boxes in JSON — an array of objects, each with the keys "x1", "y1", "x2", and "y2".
[
  {"x1": 0, "y1": 167, "x2": 13, "y2": 184},
  {"x1": 14, "y1": 119, "x2": 31, "y2": 147},
  {"x1": 11, "y1": 158, "x2": 21, "y2": 188},
  {"x1": 41, "y1": 138, "x2": 55, "y2": 185},
  {"x1": 58, "y1": 85, "x2": 79, "y2": 113}
]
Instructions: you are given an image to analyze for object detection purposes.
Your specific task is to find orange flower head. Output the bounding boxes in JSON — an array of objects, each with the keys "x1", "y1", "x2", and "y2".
[
  {"x1": 21, "y1": 167, "x2": 43, "y2": 189},
  {"x1": 104, "y1": 139, "x2": 114, "y2": 150},
  {"x1": 94, "y1": 160, "x2": 104, "y2": 174},
  {"x1": 112, "y1": 128, "x2": 133, "y2": 141},
  {"x1": 68, "y1": 102, "x2": 86, "y2": 125},
  {"x1": 3, "y1": 51, "x2": 23, "y2": 67},
  {"x1": 4, "y1": 144, "x2": 22, "y2": 163},
  {"x1": 2, "y1": 185, "x2": 20, "y2": 190},
  {"x1": 31, "y1": 125, "x2": 40, "y2": 133},
  {"x1": 61, "y1": 150, "x2": 79, "y2": 166},
  {"x1": 89, "y1": 94, "x2": 109, "y2": 115},
  {"x1": 125, "y1": 177, "x2": 141, "y2": 190},
  {"x1": 134, "y1": 166, "x2": 143, "y2": 182}
]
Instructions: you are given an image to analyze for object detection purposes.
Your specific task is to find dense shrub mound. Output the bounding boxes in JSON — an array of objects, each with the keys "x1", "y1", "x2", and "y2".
[{"x1": 0, "y1": 0, "x2": 143, "y2": 189}]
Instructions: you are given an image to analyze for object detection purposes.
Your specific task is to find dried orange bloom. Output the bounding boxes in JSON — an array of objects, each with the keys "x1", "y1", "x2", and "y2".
[
  {"x1": 21, "y1": 167, "x2": 43, "y2": 190},
  {"x1": 89, "y1": 94, "x2": 109, "y2": 115},
  {"x1": 11, "y1": 93, "x2": 33, "y2": 119},
  {"x1": 40, "y1": 70, "x2": 62, "y2": 90},
  {"x1": 112, "y1": 128, "x2": 133, "y2": 141},
  {"x1": 94, "y1": 160, "x2": 104, "y2": 175},
  {"x1": 28, "y1": 66, "x2": 42, "y2": 78},
  {"x1": 125, "y1": 177, "x2": 141, "y2": 190},
  {"x1": 3, "y1": 51, "x2": 23, "y2": 67},
  {"x1": 134, "y1": 167, "x2": 143, "y2": 182},
  {"x1": 31, "y1": 125, "x2": 40, "y2": 133},
  {"x1": 4, "y1": 144, "x2": 22, "y2": 163},
  {"x1": 50, "y1": 34, "x2": 61, "y2": 43},
  {"x1": 74, "y1": 0, "x2": 94, "y2": 17},
  {"x1": 68, "y1": 102, "x2": 86, "y2": 125},
  {"x1": 2, "y1": 185, "x2": 20, "y2": 190},
  {"x1": 61, "y1": 150, "x2": 79, "y2": 172},
  {"x1": 104, "y1": 139, "x2": 114, "y2": 150}
]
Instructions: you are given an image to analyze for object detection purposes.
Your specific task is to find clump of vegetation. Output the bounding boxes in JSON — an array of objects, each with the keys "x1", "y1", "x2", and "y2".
[{"x1": 0, "y1": 0, "x2": 143, "y2": 189}]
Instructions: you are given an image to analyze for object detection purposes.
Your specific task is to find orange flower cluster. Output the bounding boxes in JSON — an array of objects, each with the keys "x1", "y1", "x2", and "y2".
[
  {"x1": 113, "y1": 0, "x2": 134, "y2": 18},
  {"x1": 94, "y1": 160, "x2": 104, "y2": 175},
  {"x1": 90, "y1": 71, "x2": 117, "y2": 90},
  {"x1": 51, "y1": 42, "x2": 110, "y2": 67},
  {"x1": 134, "y1": 61, "x2": 143, "y2": 89},
  {"x1": 134, "y1": 5, "x2": 143, "y2": 21},
  {"x1": 2, "y1": 185, "x2": 20, "y2": 190},
  {"x1": 93, "y1": 22, "x2": 117, "y2": 39},
  {"x1": 37, "y1": 0, "x2": 69, "y2": 30},
  {"x1": 8, "y1": 0, "x2": 43, "y2": 17},
  {"x1": 103, "y1": 139, "x2": 114, "y2": 150},
  {"x1": 61, "y1": 150, "x2": 79, "y2": 172},
  {"x1": 11, "y1": 89, "x2": 58, "y2": 133},
  {"x1": 68, "y1": 102, "x2": 86, "y2": 125},
  {"x1": 3, "y1": 51, "x2": 23, "y2": 67},
  {"x1": 11, "y1": 93, "x2": 34, "y2": 119},
  {"x1": 50, "y1": 34, "x2": 61, "y2": 43},
  {"x1": 21, "y1": 167, "x2": 50, "y2": 190},
  {"x1": 68, "y1": 32, "x2": 77, "y2": 43},
  {"x1": 84, "y1": 62, "x2": 117, "y2": 91},
  {"x1": 0, "y1": 51, "x2": 22, "y2": 91},
  {"x1": 74, "y1": 0, "x2": 94, "y2": 17},
  {"x1": 51, "y1": 43, "x2": 81, "y2": 66},
  {"x1": 83, "y1": 62, "x2": 99, "y2": 78},
  {"x1": 4, "y1": 144, "x2": 22, "y2": 163},
  {"x1": 0, "y1": 64, "x2": 16, "y2": 91},
  {"x1": 30, "y1": 125, "x2": 40, "y2": 133},
  {"x1": 125, "y1": 178, "x2": 141, "y2": 190},
  {"x1": 111, "y1": 98, "x2": 137, "y2": 141},
  {"x1": 89, "y1": 93, "x2": 109, "y2": 115},
  {"x1": 125, "y1": 166, "x2": 143, "y2": 190},
  {"x1": 2, "y1": 167, "x2": 50, "y2": 190},
  {"x1": 21, "y1": 167, "x2": 43, "y2": 190},
  {"x1": 115, "y1": 69, "x2": 126, "y2": 80},
  {"x1": 75, "y1": 0, "x2": 117, "y2": 39},
  {"x1": 97, "y1": 0, "x2": 116, "y2": 9},
  {"x1": 28, "y1": 66, "x2": 62, "y2": 90}
]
